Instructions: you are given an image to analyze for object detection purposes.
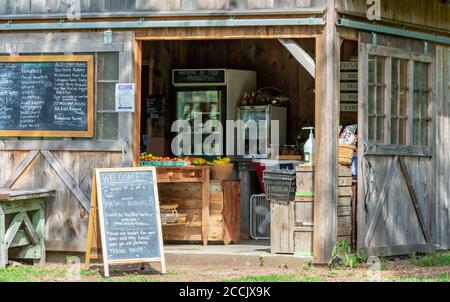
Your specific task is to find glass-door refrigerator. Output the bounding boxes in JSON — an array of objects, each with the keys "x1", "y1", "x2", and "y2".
[
  {"x1": 173, "y1": 69, "x2": 256, "y2": 157},
  {"x1": 236, "y1": 105, "x2": 287, "y2": 159}
]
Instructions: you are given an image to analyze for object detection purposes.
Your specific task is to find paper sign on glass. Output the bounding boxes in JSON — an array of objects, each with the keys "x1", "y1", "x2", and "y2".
[{"x1": 115, "y1": 83, "x2": 135, "y2": 112}]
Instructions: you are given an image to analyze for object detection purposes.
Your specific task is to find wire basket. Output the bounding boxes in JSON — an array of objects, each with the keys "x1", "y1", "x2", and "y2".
[{"x1": 263, "y1": 169, "x2": 297, "y2": 204}]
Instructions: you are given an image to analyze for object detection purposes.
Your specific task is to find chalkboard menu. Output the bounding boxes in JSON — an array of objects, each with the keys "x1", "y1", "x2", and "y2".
[
  {"x1": 173, "y1": 69, "x2": 226, "y2": 85},
  {"x1": 0, "y1": 56, "x2": 94, "y2": 137},
  {"x1": 146, "y1": 95, "x2": 166, "y2": 118}
]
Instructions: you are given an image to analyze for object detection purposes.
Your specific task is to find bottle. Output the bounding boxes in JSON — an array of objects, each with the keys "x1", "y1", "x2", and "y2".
[{"x1": 303, "y1": 127, "x2": 315, "y2": 165}]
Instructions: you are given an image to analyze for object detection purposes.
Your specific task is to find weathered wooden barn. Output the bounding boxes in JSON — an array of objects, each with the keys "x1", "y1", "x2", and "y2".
[{"x1": 0, "y1": 0, "x2": 448, "y2": 264}]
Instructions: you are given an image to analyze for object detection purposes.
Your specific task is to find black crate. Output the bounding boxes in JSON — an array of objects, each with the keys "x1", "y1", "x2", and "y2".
[{"x1": 263, "y1": 169, "x2": 296, "y2": 203}]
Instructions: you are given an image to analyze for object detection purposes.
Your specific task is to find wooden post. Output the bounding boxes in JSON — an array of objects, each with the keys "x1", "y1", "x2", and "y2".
[
  {"x1": 32, "y1": 202, "x2": 46, "y2": 266},
  {"x1": 313, "y1": 0, "x2": 339, "y2": 264},
  {"x1": 0, "y1": 207, "x2": 6, "y2": 269},
  {"x1": 202, "y1": 168, "x2": 211, "y2": 246},
  {"x1": 133, "y1": 40, "x2": 143, "y2": 167}
]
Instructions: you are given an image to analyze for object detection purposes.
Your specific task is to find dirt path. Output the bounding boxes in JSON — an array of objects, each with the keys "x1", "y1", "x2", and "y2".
[{"x1": 2, "y1": 256, "x2": 448, "y2": 282}]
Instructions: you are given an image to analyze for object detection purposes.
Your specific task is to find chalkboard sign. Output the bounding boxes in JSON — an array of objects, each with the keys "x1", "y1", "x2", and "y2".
[
  {"x1": 146, "y1": 95, "x2": 166, "y2": 118},
  {"x1": 86, "y1": 167, "x2": 166, "y2": 277},
  {"x1": 0, "y1": 56, "x2": 94, "y2": 137},
  {"x1": 173, "y1": 69, "x2": 226, "y2": 86}
]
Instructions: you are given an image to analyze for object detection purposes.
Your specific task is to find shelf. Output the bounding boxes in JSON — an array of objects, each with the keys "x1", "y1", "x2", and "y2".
[{"x1": 162, "y1": 223, "x2": 187, "y2": 227}]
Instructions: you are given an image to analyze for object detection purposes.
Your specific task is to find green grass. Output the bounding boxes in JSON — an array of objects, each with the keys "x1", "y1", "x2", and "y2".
[
  {"x1": 223, "y1": 274, "x2": 324, "y2": 282},
  {"x1": 80, "y1": 269, "x2": 99, "y2": 277},
  {"x1": 396, "y1": 273, "x2": 449, "y2": 283},
  {"x1": 0, "y1": 266, "x2": 67, "y2": 282},
  {"x1": 411, "y1": 252, "x2": 450, "y2": 267}
]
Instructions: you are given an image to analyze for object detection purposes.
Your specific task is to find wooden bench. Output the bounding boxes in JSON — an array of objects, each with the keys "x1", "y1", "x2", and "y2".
[{"x1": 0, "y1": 189, "x2": 55, "y2": 269}]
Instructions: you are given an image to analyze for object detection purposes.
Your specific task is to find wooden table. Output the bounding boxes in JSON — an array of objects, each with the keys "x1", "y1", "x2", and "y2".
[
  {"x1": 155, "y1": 166, "x2": 210, "y2": 246},
  {"x1": 0, "y1": 189, "x2": 55, "y2": 268}
]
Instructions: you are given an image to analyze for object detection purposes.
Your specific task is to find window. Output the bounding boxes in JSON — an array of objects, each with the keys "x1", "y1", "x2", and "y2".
[
  {"x1": 96, "y1": 52, "x2": 119, "y2": 140},
  {"x1": 390, "y1": 59, "x2": 408, "y2": 145},
  {"x1": 367, "y1": 53, "x2": 431, "y2": 147},
  {"x1": 368, "y1": 56, "x2": 386, "y2": 143}
]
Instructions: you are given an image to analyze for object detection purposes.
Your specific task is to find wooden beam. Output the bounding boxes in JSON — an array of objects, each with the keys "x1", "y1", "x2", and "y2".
[
  {"x1": 0, "y1": 208, "x2": 5, "y2": 268},
  {"x1": 46, "y1": 240, "x2": 86, "y2": 253},
  {"x1": 2, "y1": 150, "x2": 40, "y2": 188},
  {"x1": 41, "y1": 151, "x2": 90, "y2": 213},
  {"x1": 22, "y1": 212, "x2": 39, "y2": 246},
  {"x1": 0, "y1": 140, "x2": 123, "y2": 152},
  {"x1": 5, "y1": 212, "x2": 26, "y2": 249},
  {"x1": 278, "y1": 38, "x2": 316, "y2": 78},
  {"x1": 364, "y1": 145, "x2": 433, "y2": 157},
  {"x1": 313, "y1": 0, "x2": 339, "y2": 264},
  {"x1": 133, "y1": 40, "x2": 143, "y2": 167}
]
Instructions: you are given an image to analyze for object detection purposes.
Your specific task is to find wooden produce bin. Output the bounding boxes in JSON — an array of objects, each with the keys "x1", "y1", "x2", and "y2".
[
  {"x1": 158, "y1": 175, "x2": 240, "y2": 246},
  {"x1": 337, "y1": 165, "x2": 353, "y2": 245},
  {"x1": 271, "y1": 164, "x2": 354, "y2": 255},
  {"x1": 271, "y1": 165, "x2": 315, "y2": 256}
]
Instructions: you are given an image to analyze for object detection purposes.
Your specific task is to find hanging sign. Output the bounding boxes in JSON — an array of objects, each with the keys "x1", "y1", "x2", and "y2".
[{"x1": 115, "y1": 83, "x2": 135, "y2": 112}]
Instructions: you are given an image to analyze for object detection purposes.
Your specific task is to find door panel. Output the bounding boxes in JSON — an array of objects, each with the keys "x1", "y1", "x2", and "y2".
[{"x1": 357, "y1": 33, "x2": 435, "y2": 256}]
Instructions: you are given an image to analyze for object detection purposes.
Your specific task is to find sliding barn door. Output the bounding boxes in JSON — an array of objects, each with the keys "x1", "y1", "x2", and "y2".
[{"x1": 357, "y1": 34, "x2": 436, "y2": 256}]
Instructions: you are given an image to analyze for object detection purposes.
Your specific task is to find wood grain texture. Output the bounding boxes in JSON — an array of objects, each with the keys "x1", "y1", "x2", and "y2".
[
  {"x1": 313, "y1": 0, "x2": 339, "y2": 264},
  {"x1": 222, "y1": 180, "x2": 240, "y2": 245}
]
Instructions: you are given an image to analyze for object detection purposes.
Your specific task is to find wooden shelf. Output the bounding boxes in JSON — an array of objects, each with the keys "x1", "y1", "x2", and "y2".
[{"x1": 162, "y1": 223, "x2": 187, "y2": 227}]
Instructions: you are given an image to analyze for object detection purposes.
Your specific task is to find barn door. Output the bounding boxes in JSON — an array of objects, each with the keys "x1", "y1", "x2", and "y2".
[{"x1": 357, "y1": 33, "x2": 435, "y2": 256}]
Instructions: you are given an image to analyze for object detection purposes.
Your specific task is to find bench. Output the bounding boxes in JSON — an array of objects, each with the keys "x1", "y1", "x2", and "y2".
[{"x1": 0, "y1": 189, "x2": 55, "y2": 269}]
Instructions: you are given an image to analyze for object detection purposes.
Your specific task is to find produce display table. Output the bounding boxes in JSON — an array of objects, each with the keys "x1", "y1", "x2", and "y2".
[
  {"x1": 0, "y1": 189, "x2": 55, "y2": 268},
  {"x1": 156, "y1": 166, "x2": 211, "y2": 246}
]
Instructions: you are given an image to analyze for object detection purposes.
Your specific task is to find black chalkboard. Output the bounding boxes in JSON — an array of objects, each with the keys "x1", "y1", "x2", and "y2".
[
  {"x1": 173, "y1": 69, "x2": 226, "y2": 85},
  {"x1": 0, "y1": 56, "x2": 93, "y2": 137},
  {"x1": 96, "y1": 168, "x2": 164, "y2": 265},
  {"x1": 146, "y1": 95, "x2": 166, "y2": 118}
]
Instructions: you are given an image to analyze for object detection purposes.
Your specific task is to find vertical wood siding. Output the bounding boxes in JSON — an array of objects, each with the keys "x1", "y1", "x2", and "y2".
[
  {"x1": 435, "y1": 45, "x2": 450, "y2": 249},
  {"x1": 0, "y1": 0, "x2": 317, "y2": 15}
]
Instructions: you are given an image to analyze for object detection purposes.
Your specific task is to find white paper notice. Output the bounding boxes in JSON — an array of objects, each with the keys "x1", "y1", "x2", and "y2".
[{"x1": 115, "y1": 83, "x2": 135, "y2": 112}]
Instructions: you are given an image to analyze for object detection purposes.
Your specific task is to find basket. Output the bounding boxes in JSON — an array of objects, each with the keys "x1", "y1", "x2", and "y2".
[
  {"x1": 263, "y1": 169, "x2": 297, "y2": 203},
  {"x1": 339, "y1": 144, "x2": 357, "y2": 166},
  {"x1": 209, "y1": 164, "x2": 234, "y2": 180},
  {"x1": 161, "y1": 210, "x2": 179, "y2": 224}
]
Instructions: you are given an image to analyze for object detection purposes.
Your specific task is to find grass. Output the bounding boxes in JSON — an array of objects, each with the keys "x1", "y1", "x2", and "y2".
[
  {"x1": 0, "y1": 266, "x2": 67, "y2": 282},
  {"x1": 410, "y1": 252, "x2": 450, "y2": 267},
  {"x1": 223, "y1": 274, "x2": 324, "y2": 282}
]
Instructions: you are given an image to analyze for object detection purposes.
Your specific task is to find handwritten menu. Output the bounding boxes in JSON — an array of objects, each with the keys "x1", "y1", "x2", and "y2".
[
  {"x1": 0, "y1": 60, "x2": 89, "y2": 133},
  {"x1": 98, "y1": 170, "x2": 161, "y2": 261}
]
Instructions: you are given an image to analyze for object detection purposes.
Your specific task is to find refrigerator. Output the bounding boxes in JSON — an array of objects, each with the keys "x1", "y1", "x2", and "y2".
[
  {"x1": 236, "y1": 105, "x2": 287, "y2": 159},
  {"x1": 173, "y1": 69, "x2": 257, "y2": 156}
]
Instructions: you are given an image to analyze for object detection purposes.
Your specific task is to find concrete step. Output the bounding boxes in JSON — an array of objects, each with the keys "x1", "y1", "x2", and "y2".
[{"x1": 165, "y1": 252, "x2": 311, "y2": 269}]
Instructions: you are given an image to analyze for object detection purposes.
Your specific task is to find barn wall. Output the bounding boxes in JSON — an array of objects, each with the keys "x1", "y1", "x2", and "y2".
[
  {"x1": 0, "y1": 0, "x2": 326, "y2": 16},
  {"x1": 0, "y1": 31, "x2": 135, "y2": 252},
  {"x1": 435, "y1": 45, "x2": 450, "y2": 249},
  {"x1": 337, "y1": 0, "x2": 449, "y2": 32}
]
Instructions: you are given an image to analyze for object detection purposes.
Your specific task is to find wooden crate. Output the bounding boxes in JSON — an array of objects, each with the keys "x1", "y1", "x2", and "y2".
[
  {"x1": 337, "y1": 165, "x2": 353, "y2": 244},
  {"x1": 159, "y1": 180, "x2": 240, "y2": 245},
  {"x1": 272, "y1": 164, "x2": 354, "y2": 255}
]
